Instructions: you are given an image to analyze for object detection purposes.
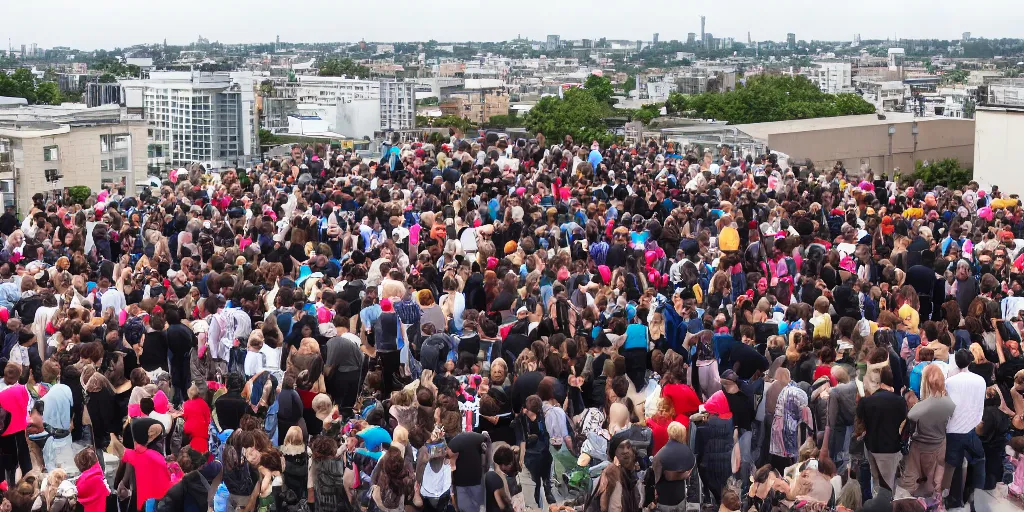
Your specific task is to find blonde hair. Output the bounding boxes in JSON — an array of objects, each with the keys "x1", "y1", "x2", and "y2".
[
  {"x1": 667, "y1": 421, "x2": 687, "y2": 443},
  {"x1": 284, "y1": 426, "x2": 305, "y2": 447},
  {"x1": 393, "y1": 425, "x2": 409, "y2": 446},
  {"x1": 920, "y1": 363, "x2": 947, "y2": 400}
]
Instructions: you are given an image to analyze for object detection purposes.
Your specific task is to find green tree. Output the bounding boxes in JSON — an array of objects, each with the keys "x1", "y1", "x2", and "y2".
[
  {"x1": 941, "y1": 69, "x2": 969, "y2": 85},
  {"x1": 914, "y1": 158, "x2": 972, "y2": 189},
  {"x1": 61, "y1": 90, "x2": 84, "y2": 103},
  {"x1": 524, "y1": 88, "x2": 614, "y2": 146},
  {"x1": 631, "y1": 104, "x2": 661, "y2": 124},
  {"x1": 67, "y1": 186, "x2": 92, "y2": 205},
  {"x1": 665, "y1": 75, "x2": 875, "y2": 124},
  {"x1": 98, "y1": 73, "x2": 117, "y2": 83},
  {"x1": 10, "y1": 69, "x2": 36, "y2": 104},
  {"x1": 318, "y1": 58, "x2": 370, "y2": 78},
  {"x1": 584, "y1": 74, "x2": 615, "y2": 106},
  {"x1": 35, "y1": 82, "x2": 62, "y2": 105}
]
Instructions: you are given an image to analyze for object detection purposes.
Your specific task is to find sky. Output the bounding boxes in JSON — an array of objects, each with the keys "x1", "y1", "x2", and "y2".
[{"x1": 4, "y1": 0, "x2": 1020, "y2": 51}]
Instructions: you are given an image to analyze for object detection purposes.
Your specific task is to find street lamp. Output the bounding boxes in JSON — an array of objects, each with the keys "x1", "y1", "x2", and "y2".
[
  {"x1": 911, "y1": 122, "x2": 919, "y2": 169},
  {"x1": 887, "y1": 125, "x2": 896, "y2": 173}
]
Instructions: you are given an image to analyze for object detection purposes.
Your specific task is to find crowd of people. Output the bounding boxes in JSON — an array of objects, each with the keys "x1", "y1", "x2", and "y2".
[{"x1": 0, "y1": 130, "x2": 1019, "y2": 512}]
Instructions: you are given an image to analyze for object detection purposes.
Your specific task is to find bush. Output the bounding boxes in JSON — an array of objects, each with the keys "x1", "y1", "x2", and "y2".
[
  {"x1": 67, "y1": 186, "x2": 91, "y2": 205},
  {"x1": 913, "y1": 158, "x2": 973, "y2": 189}
]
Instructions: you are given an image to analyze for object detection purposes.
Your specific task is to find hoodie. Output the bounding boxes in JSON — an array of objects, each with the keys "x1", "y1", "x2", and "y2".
[
  {"x1": 76, "y1": 463, "x2": 111, "y2": 512},
  {"x1": 157, "y1": 470, "x2": 211, "y2": 512}
]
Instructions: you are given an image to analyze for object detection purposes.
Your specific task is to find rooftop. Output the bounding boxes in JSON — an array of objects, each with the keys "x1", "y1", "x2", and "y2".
[{"x1": 734, "y1": 112, "x2": 965, "y2": 140}]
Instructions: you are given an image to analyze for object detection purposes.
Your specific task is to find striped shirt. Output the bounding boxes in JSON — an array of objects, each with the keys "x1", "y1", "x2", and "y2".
[{"x1": 945, "y1": 370, "x2": 986, "y2": 434}]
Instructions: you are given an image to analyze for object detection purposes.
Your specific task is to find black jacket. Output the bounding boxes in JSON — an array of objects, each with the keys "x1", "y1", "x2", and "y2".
[{"x1": 157, "y1": 471, "x2": 210, "y2": 512}]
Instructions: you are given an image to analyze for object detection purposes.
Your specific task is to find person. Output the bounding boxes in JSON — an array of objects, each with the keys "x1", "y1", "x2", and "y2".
[
  {"x1": 371, "y1": 446, "x2": 415, "y2": 512},
  {"x1": 485, "y1": 444, "x2": 523, "y2": 512},
  {"x1": 156, "y1": 448, "x2": 211, "y2": 512},
  {"x1": 693, "y1": 390, "x2": 735, "y2": 504},
  {"x1": 181, "y1": 381, "x2": 211, "y2": 454},
  {"x1": 280, "y1": 426, "x2": 309, "y2": 503},
  {"x1": 515, "y1": 394, "x2": 552, "y2": 508},
  {"x1": 38, "y1": 360, "x2": 73, "y2": 473},
  {"x1": 115, "y1": 417, "x2": 172, "y2": 510},
  {"x1": 416, "y1": 427, "x2": 454, "y2": 512},
  {"x1": 448, "y1": 429, "x2": 492, "y2": 512},
  {"x1": 857, "y1": 364, "x2": 908, "y2": 493},
  {"x1": 943, "y1": 349, "x2": 988, "y2": 510},
  {"x1": 644, "y1": 421, "x2": 695, "y2": 510},
  {"x1": 896, "y1": 364, "x2": 954, "y2": 503},
  {"x1": 308, "y1": 435, "x2": 353, "y2": 512},
  {"x1": 0, "y1": 362, "x2": 30, "y2": 489},
  {"x1": 74, "y1": 447, "x2": 110, "y2": 512}
]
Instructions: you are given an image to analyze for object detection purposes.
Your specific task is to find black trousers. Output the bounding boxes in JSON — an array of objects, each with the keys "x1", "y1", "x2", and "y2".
[
  {"x1": 378, "y1": 349, "x2": 401, "y2": 397},
  {"x1": 0, "y1": 432, "x2": 31, "y2": 490},
  {"x1": 328, "y1": 369, "x2": 361, "y2": 419}
]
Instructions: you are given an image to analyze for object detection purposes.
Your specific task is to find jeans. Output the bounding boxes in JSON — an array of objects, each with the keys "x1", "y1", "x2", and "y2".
[
  {"x1": 454, "y1": 484, "x2": 484, "y2": 512},
  {"x1": 829, "y1": 423, "x2": 852, "y2": 472},
  {"x1": 944, "y1": 431, "x2": 986, "y2": 507}
]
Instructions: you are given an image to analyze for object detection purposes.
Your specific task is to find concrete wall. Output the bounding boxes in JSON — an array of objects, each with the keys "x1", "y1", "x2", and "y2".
[
  {"x1": 11, "y1": 123, "x2": 147, "y2": 210},
  {"x1": 974, "y1": 108, "x2": 1024, "y2": 193},
  {"x1": 765, "y1": 118, "x2": 975, "y2": 175}
]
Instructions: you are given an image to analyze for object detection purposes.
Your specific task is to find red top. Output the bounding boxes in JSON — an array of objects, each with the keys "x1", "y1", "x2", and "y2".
[
  {"x1": 0, "y1": 384, "x2": 29, "y2": 435},
  {"x1": 813, "y1": 365, "x2": 838, "y2": 386},
  {"x1": 660, "y1": 383, "x2": 701, "y2": 428},
  {"x1": 76, "y1": 463, "x2": 110, "y2": 512},
  {"x1": 123, "y1": 447, "x2": 172, "y2": 509},
  {"x1": 182, "y1": 397, "x2": 211, "y2": 453},
  {"x1": 296, "y1": 388, "x2": 318, "y2": 409}
]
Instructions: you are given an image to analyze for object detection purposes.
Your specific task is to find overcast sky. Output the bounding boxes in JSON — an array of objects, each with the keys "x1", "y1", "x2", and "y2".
[{"x1": 4, "y1": 0, "x2": 1017, "y2": 51}]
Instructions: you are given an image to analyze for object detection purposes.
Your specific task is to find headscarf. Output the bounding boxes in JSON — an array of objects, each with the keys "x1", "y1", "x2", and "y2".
[{"x1": 703, "y1": 390, "x2": 733, "y2": 420}]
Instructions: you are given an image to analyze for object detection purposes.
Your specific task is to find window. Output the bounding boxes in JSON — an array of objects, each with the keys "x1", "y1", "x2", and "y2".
[
  {"x1": 115, "y1": 157, "x2": 129, "y2": 171},
  {"x1": 0, "y1": 180, "x2": 13, "y2": 209},
  {"x1": 44, "y1": 169, "x2": 62, "y2": 183},
  {"x1": 43, "y1": 146, "x2": 59, "y2": 161},
  {"x1": 100, "y1": 134, "x2": 130, "y2": 152}
]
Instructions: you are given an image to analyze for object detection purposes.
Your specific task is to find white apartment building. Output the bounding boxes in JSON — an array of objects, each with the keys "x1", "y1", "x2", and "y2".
[
  {"x1": 286, "y1": 76, "x2": 415, "y2": 137},
  {"x1": 806, "y1": 62, "x2": 852, "y2": 94},
  {"x1": 120, "y1": 72, "x2": 257, "y2": 173}
]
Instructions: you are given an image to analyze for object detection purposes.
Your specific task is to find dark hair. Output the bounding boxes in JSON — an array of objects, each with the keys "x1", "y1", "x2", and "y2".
[
  {"x1": 955, "y1": 348, "x2": 973, "y2": 369},
  {"x1": 74, "y1": 447, "x2": 99, "y2": 472},
  {"x1": 879, "y1": 365, "x2": 894, "y2": 387},
  {"x1": 493, "y1": 445, "x2": 516, "y2": 468},
  {"x1": 537, "y1": 376, "x2": 557, "y2": 402},
  {"x1": 524, "y1": 395, "x2": 543, "y2": 416},
  {"x1": 310, "y1": 435, "x2": 339, "y2": 460}
]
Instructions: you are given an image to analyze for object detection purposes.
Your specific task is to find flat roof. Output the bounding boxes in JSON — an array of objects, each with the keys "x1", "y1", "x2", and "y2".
[{"x1": 735, "y1": 113, "x2": 962, "y2": 140}]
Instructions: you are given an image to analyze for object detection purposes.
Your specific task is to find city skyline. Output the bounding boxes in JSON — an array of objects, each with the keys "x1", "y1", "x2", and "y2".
[{"x1": 2, "y1": 0, "x2": 1018, "y2": 51}]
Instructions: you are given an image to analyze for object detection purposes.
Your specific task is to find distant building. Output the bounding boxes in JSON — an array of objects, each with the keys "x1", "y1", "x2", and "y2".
[
  {"x1": 787, "y1": 33, "x2": 796, "y2": 49},
  {"x1": 700, "y1": 16, "x2": 706, "y2": 46},
  {"x1": 687, "y1": 33, "x2": 696, "y2": 45},
  {"x1": 120, "y1": 71, "x2": 257, "y2": 173},
  {"x1": 379, "y1": 80, "x2": 416, "y2": 131},
  {"x1": 57, "y1": 74, "x2": 87, "y2": 94},
  {"x1": 705, "y1": 33, "x2": 714, "y2": 49},
  {"x1": 86, "y1": 83, "x2": 123, "y2": 108},
  {"x1": 0, "y1": 104, "x2": 148, "y2": 210},
  {"x1": 653, "y1": 33, "x2": 659, "y2": 45},
  {"x1": 440, "y1": 79, "x2": 508, "y2": 124},
  {"x1": 805, "y1": 62, "x2": 852, "y2": 94},
  {"x1": 962, "y1": 32, "x2": 971, "y2": 42},
  {"x1": 546, "y1": 35, "x2": 560, "y2": 51}
]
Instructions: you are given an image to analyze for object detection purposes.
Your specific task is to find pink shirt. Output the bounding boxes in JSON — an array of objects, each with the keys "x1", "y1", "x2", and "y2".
[{"x1": 0, "y1": 384, "x2": 29, "y2": 435}]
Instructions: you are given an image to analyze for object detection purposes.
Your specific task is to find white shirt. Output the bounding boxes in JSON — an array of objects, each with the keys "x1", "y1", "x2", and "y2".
[{"x1": 945, "y1": 370, "x2": 986, "y2": 434}]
